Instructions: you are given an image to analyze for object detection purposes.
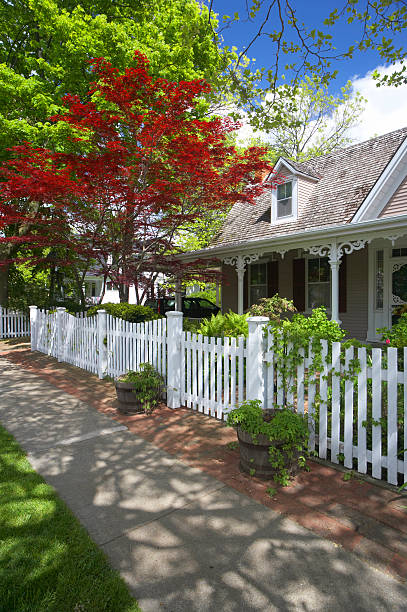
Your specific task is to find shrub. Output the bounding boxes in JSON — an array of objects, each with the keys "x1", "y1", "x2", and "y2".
[
  {"x1": 377, "y1": 313, "x2": 407, "y2": 348},
  {"x1": 117, "y1": 363, "x2": 164, "y2": 413},
  {"x1": 198, "y1": 311, "x2": 249, "y2": 338},
  {"x1": 226, "y1": 399, "x2": 309, "y2": 485},
  {"x1": 87, "y1": 302, "x2": 161, "y2": 323},
  {"x1": 249, "y1": 294, "x2": 296, "y2": 323}
]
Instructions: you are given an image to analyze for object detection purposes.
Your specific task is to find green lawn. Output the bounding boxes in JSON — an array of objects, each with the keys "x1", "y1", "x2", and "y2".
[{"x1": 0, "y1": 425, "x2": 141, "y2": 612}]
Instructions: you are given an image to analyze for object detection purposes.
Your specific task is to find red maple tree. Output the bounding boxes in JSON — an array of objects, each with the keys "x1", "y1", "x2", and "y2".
[{"x1": 0, "y1": 52, "x2": 275, "y2": 303}]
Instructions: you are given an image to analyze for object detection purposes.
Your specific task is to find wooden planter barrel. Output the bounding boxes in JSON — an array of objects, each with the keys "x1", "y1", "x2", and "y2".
[
  {"x1": 115, "y1": 381, "x2": 145, "y2": 414},
  {"x1": 236, "y1": 409, "x2": 300, "y2": 480}
]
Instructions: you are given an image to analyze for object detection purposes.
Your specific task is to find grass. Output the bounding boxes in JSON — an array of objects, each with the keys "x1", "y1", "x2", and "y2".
[{"x1": 0, "y1": 425, "x2": 141, "y2": 612}]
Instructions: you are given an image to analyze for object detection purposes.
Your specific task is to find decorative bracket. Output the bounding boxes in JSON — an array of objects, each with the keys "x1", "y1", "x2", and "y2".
[
  {"x1": 223, "y1": 253, "x2": 259, "y2": 275},
  {"x1": 304, "y1": 239, "x2": 369, "y2": 265}
]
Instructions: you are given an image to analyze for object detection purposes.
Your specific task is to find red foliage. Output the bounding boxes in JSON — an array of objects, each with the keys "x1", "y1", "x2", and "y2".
[{"x1": 0, "y1": 51, "x2": 276, "y2": 294}]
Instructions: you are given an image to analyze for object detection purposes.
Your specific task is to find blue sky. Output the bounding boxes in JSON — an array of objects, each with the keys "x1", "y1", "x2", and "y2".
[{"x1": 209, "y1": 1, "x2": 407, "y2": 142}]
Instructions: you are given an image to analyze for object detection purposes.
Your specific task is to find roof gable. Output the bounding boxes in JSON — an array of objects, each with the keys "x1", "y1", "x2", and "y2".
[{"x1": 212, "y1": 127, "x2": 407, "y2": 247}]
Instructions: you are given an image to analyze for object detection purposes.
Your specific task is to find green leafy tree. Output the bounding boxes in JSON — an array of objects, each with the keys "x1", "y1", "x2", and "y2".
[{"x1": 263, "y1": 77, "x2": 365, "y2": 161}]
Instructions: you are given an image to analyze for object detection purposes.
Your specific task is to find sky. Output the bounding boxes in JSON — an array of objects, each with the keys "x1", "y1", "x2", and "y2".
[{"x1": 208, "y1": 0, "x2": 407, "y2": 144}]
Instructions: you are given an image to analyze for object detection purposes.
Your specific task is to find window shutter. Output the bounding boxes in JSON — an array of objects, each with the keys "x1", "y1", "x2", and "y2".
[
  {"x1": 293, "y1": 258, "x2": 305, "y2": 311},
  {"x1": 243, "y1": 269, "x2": 248, "y2": 311},
  {"x1": 267, "y1": 261, "x2": 279, "y2": 297},
  {"x1": 339, "y1": 254, "x2": 347, "y2": 313}
]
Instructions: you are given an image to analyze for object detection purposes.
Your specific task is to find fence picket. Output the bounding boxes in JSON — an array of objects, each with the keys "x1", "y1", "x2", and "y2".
[
  {"x1": 330, "y1": 342, "x2": 341, "y2": 464},
  {"x1": 216, "y1": 337, "x2": 223, "y2": 419},
  {"x1": 357, "y1": 347, "x2": 367, "y2": 474},
  {"x1": 319, "y1": 340, "x2": 328, "y2": 460},
  {"x1": 387, "y1": 347, "x2": 398, "y2": 485},
  {"x1": 344, "y1": 346, "x2": 354, "y2": 469},
  {"x1": 372, "y1": 348, "x2": 382, "y2": 480}
]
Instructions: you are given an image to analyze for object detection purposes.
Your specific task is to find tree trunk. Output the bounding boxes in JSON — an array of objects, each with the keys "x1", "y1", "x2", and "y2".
[
  {"x1": 119, "y1": 284, "x2": 129, "y2": 303},
  {"x1": 0, "y1": 263, "x2": 9, "y2": 306}
]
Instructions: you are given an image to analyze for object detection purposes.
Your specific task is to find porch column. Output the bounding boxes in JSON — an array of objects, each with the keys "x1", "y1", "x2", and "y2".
[
  {"x1": 223, "y1": 253, "x2": 259, "y2": 315},
  {"x1": 175, "y1": 276, "x2": 182, "y2": 311},
  {"x1": 330, "y1": 254, "x2": 340, "y2": 323},
  {"x1": 305, "y1": 239, "x2": 369, "y2": 325},
  {"x1": 216, "y1": 281, "x2": 221, "y2": 307}
]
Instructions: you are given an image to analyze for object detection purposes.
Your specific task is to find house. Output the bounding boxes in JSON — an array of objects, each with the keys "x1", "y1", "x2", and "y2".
[{"x1": 181, "y1": 127, "x2": 407, "y2": 342}]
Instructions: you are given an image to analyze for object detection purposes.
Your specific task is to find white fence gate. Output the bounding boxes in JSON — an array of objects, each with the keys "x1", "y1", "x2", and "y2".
[
  {"x1": 0, "y1": 306, "x2": 30, "y2": 339},
  {"x1": 29, "y1": 307, "x2": 406, "y2": 487}
]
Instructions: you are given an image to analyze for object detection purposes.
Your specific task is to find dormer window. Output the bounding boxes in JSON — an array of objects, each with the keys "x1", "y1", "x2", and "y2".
[
  {"x1": 271, "y1": 175, "x2": 298, "y2": 223},
  {"x1": 277, "y1": 182, "x2": 293, "y2": 218}
]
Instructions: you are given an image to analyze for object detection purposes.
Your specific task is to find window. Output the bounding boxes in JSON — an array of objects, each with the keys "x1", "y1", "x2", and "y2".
[
  {"x1": 307, "y1": 257, "x2": 331, "y2": 309},
  {"x1": 276, "y1": 182, "x2": 292, "y2": 218},
  {"x1": 392, "y1": 248, "x2": 407, "y2": 257},
  {"x1": 249, "y1": 263, "x2": 267, "y2": 305}
]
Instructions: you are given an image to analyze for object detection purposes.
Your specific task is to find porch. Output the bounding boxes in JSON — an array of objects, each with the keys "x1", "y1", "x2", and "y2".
[{"x1": 217, "y1": 218, "x2": 407, "y2": 342}]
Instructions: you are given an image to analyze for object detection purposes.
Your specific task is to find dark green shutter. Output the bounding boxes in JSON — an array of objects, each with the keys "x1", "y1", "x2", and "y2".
[
  {"x1": 267, "y1": 261, "x2": 279, "y2": 297},
  {"x1": 243, "y1": 269, "x2": 248, "y2": 311},
  {"x1": 339, "y1": 254, "x2": 347, "y2": 313},
  {"x1": 293, "y1": 258, "x2": 305, "y2": 311}
]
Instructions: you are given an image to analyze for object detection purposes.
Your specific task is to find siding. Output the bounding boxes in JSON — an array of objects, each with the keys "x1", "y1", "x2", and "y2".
[
  {"x1": 339, "y1": 248, "x2": 368, "y2": 340},
  {"x1": 221, "y1": 264, "x2": 238, "y2": 312},
  {"x1": 379, "y1": 175, "x2": 407, "y2": 218}
]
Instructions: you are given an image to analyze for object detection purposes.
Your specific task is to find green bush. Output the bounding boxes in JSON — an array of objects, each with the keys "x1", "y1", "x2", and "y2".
[
  {"x1": 226, "y1": 400, "x2": 309, "y2": 485},
  {"x1": 377, "y1": 312, "x2": 407, "y2": 348},
  {"x1": 87, "y1": 303, "x2": 161, "y2": 323},
  {"x1": 198, "y1": 311, "x2": 249, "y2": 338},
  {"x1": 118, "y1": 363, "x2": 164, "y2": 413},
  {"x1": 249, "y1": 294, "x2": 297, "y2": 323}
]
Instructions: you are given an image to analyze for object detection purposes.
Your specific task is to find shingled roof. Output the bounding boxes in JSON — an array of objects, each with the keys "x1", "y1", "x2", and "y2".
[{"x1": 212, "y1": 127, "x2": 407, "y2": 247}]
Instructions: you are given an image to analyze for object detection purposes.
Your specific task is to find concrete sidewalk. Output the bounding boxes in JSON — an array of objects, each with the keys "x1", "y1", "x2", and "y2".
[{"x1": 1, "y1": 356, "x2": 407, "y2": 611}]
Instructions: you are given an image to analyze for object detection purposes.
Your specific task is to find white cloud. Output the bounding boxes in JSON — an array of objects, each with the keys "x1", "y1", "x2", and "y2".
[{"x1": 338, "y1": 62, "x2": 407, "y2": 143}]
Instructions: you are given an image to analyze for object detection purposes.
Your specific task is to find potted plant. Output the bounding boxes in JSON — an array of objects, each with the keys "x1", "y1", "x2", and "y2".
[
  {"x1": 115, "y1": 363, "x2": 165, "y2": 414},
  {"x1": 226, "y1": 400, "x2": 309, "y2": 485}
]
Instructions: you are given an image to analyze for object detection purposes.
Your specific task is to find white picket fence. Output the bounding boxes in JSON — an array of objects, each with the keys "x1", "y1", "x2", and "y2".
[
  {"x1": 0, "y1": 306, "x2": 30, "y2": 339},
  {"x1": 28, "y1": 307, "x2": 406, "y2": 487}
]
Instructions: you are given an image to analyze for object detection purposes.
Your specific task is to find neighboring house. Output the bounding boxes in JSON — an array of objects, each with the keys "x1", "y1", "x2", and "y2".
[
  {"x1": 83, "y1": 276, "x2": 138, "y2": 305},
  {"x1": 181, "y1": 127, "x2": 407, "y2": 342}
]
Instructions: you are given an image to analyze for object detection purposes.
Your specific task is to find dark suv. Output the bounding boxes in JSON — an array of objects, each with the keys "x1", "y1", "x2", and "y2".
[{"x1": 145, "y1": 297, "x2": 220, "y2": 319}]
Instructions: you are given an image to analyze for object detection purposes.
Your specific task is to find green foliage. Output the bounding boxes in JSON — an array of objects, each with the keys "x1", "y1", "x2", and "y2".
[
  {"x1": 183, "y1": 317, "x2": 202, "y2": 333},
  {"x1": 87, "y1": 303, "x2": 161, "y2": 323},
  {"x1": 226, "y1": 399, "x2": 309, "y2": 486},
  {"x1": 7, "y1": 261, "x2": 50, "y2": 312},
  {"x1": 197, "y1": 311, "x2": 249, "y2": 338},
  {"x1": 186, "y1": 287, "x2": 217, "y2": 303},
  {"x1": 260, "y1": 76, "x2": 365, "y2": 160},
  {"x1": 267, "y1": 307, "x2": 346, "y2": 410},
  {"x1": 249, "y1": 294, "x2": 296, "y2": 323},
  {"x1": 0, "y1": 0, "x2": 236, "y2": 160},
  {"x1": 0, "y1": 425, "x2": 141, "y2": 612},
  {"x1": 118, "y1": 363, "x2": 164, "y2": 413},
  {"x1": 266, "y1": 486, "x2": 277, "y2": 498},
  {"x1": 377, "y1": 313, "x2": 407, "y2": 348}
]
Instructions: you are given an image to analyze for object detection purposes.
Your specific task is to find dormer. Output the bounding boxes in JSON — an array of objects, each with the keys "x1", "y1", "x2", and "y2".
[{"x1": 270, "y1": 158, "x2": 319, "y2": 224}]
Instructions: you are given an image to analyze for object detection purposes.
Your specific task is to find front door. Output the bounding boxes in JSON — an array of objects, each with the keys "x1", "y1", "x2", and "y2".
[{"x1": 390, "y1": 257, "x2": 407, "y2": 325}]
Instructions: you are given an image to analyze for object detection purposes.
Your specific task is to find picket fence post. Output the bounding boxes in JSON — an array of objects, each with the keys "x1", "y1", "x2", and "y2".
[
  {"x1": 97, "y1": 309, "x2": 108, "y2": 379},
  {"x1": 56, "y1": 307, "x2": 66, "y2": 362},
  {"x1": 166, "y1": 310, "x2": 183, "y2": 409},
  {"x1": 0, "y1": 305, "x2": 3, "y2": 339},
  {"x1": 29, "y1": 305, "x2": 38, "y2": 351},
  {"x1": 246, "y1": 316, "x2": 268, "y2": 407}
]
